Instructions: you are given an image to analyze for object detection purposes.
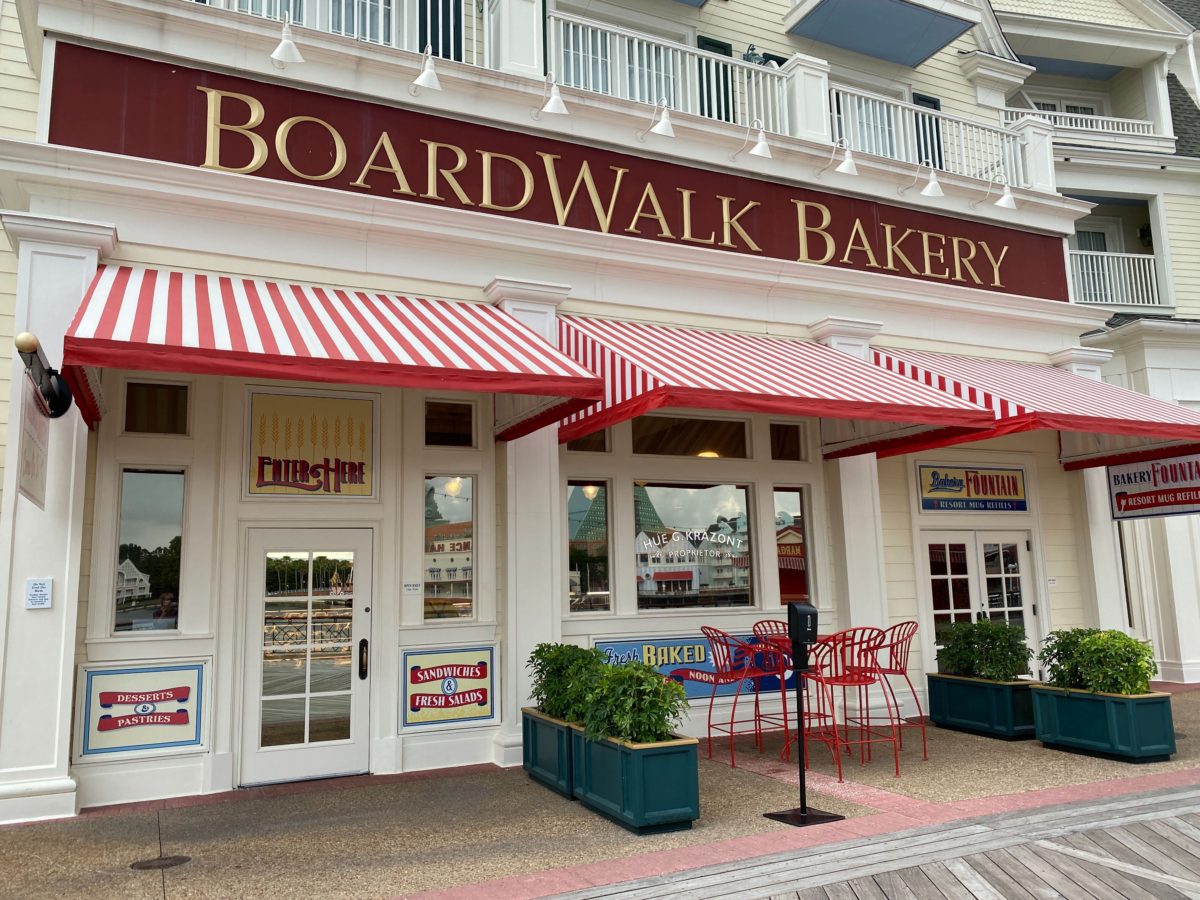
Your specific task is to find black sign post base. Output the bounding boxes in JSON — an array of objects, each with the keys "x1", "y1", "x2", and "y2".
[{"x1": 764, "y1": 807, "x2": 845, "y2": 827}]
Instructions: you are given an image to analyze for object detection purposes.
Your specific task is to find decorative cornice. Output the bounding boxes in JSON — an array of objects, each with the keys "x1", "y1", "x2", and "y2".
[
  {"x1": 0, "y1": 212, "x2": 118, "y2": 256},
  {"x1": 485, "y1": 278, "x2": 571, "y2": 310}
]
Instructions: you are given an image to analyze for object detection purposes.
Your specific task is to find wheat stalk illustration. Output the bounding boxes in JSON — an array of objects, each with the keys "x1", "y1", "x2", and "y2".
[
  {"x1": 358, "y1": 421, "x2": 366, "y2": 454},
  {"x1": 334, "y1": 417, "x2": 342, "y2": 457},
  {"x1": 296, "y1": 418, "x2": 305, "y2": 452},
  {"x1": 284, "y1": 419, "x2": 292, "y2": 458},
  {"x1": 310, "y1": 414, "x2": 318, "y2": 455},
  {"x1": 321, "y1": 417, "x2": 330, "y2": 454}
]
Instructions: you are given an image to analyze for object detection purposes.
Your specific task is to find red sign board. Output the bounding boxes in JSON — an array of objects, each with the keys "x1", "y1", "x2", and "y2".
[{"x1": 49, "y1": 44, "x2": 1068, "y2": 301}]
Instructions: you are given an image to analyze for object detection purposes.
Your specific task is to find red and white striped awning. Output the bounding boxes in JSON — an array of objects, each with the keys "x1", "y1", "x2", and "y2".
[
  {"x1": 63, "y1": 266, "x2": 603, "y2": 438},
  {"x1": 556, "y1": 316, "x2": 997, "y2": 443},
  {"x1": 846, "y1": 347, "x2": 1200, "y2": 469}
]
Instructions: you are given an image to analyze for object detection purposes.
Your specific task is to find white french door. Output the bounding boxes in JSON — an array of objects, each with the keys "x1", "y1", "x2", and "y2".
[
  {"x1": 922, "y1": 530, "x2": 1038, "y2": 657},
  {"x1": 241, "y1": 528, "x2": 373, "y2": 785}
]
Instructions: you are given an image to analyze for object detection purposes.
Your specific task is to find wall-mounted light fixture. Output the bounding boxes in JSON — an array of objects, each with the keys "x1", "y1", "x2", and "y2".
[
  {"x1": 636, "y1": 97, "x2": 675, "y2": 141},
  {"x1": 970, "y1": 174, "x2": 1016, "y2": 210},
  {"x1": 409, "y1": 45, "x2": 442, "y2": 95},
  {"x1": 814, "y1": 138, "x2": 856, "y2": 178},
  {"x1": 898, "y1": 162, "x2": 943, "y2": 198},
  {"x1": 731, "y1": 118, "x2": 771, "y2": 161},
  {"x1": 742, "y1": 44, "x2": 765, "y2": 65},
  {"x1": 269, "y1": 13, "x2": 305, "y2": 69},
  {"x1": 15, "y1": 333, "x2": 73, "y2": 418},
  {"x1": 532, "y1": 73, "x2": 568, "y2": 120}
]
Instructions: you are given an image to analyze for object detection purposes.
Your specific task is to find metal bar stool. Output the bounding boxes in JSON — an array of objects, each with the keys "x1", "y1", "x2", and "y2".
[{"x1": 878, "y1": 621, "x2": 928, "y2": 760}]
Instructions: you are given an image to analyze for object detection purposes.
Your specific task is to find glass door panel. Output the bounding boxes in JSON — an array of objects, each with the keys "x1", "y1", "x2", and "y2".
[{"x1": 242, "y1": 530, "x2": 371, "y2": 786}]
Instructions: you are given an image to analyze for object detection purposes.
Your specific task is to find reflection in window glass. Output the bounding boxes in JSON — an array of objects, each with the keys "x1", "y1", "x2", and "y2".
[
  {"x1": 770, "y1": 424, "x2": 803, "y2": 461},
  {"x1": 567, "y1": 481, "x2": 610, "y2": 612},
  {"x1": 566, "y1": 429, "x2": 608, "y2": 453},
  {"x1": 424, "y1": 475, "x2": 474, "y2": 619},
  {"x1": 425, "y1": 401, "x2": 474, "y2": 447},
  {"x1": 634, "y1": 482, "x2": 752, "y2": 609},
  {"x1": 773, "y1": 488, "x2": 810, "y2": 604},
  {"x1": 632, "y1": 416, "x2": 747, "y2": 458},
  {"x1": 113, "y1": 470, "x2": 184, "y2": 632},
  {"x1": 124, "y1": 383, "x2": 188, "y2": 435}
]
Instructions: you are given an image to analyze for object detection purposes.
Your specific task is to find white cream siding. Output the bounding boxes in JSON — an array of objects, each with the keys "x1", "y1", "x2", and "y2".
[
  {"x1": 1164, "y1": 194, "x2": 1200, "y2": 318},
  {"x1": 1110, "y1": 66, "x2": 1148, "y2": 121},
  {"x1": 990, "y1": 0, "x2": 1157, "y2": 30},
  {"x1": 0, "y1": 1, "x2": 38, "y2": 489}
]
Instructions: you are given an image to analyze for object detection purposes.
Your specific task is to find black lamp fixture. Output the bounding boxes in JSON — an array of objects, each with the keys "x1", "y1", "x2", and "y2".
[{"x1": 15, "y1": 332, "x2": 73, "y2": 418}]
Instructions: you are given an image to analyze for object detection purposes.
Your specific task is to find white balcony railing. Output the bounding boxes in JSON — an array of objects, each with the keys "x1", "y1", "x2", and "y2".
[
  {"x1": 1001, "y1": 108, "x2": 1156, "y2": 137},
  {"x1": 193, "y1": 0, "x2": 490, "y2": 66},
  {"x1": 832, "y1": 86, "x2": 1028, "y2": 187},
  {"x1": 1070, "y1": 251, "x2": 1162, "y2": 307},
  {"x1": 547, "y1": 11, "x2": 790, "y2": 134}
]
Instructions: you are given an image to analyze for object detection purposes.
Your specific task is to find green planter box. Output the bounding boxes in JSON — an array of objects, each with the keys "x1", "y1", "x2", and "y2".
[
  {"x1": 927, "y1": 673, "x2": 1036, "y2": 740},
  {"x1": 570, "y1": 726, "x2": 700, "y2": 834},
  {"x1": 522, "y1": 708, "x2": 574, "y2": 798},
  {"x1": 1031, "y1": 686, "x2": 1176, "y2": 762}
]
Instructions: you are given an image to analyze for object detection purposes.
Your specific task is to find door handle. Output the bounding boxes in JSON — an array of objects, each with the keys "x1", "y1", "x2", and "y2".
[{"x1": 358, "y1": 638, "x2": 369, "y2": 680}]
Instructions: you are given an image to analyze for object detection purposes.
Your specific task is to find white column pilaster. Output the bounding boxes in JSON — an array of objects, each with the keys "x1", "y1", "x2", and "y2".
[
  {"x1": 485, "y1": 276, "x2": 569, "y2": 765},
  {"x1": 0, "y1": 213, "x2": 116, "y2": 823},
  {"x1": 1048, "y1": 347, "x2": 1128, "y2": 632},
  {"x1": 782, "y1": 53, "x2": 831, "y2": 144},
  {"x1": 810, "y1": 317, "x2": 888, "y2": 628},
  {"x1": 1010, "y1": 116, "x2": 1056, "y2": 194},
  {"x1": 490, "y1": 0, "x2": 543, "y2": 79}
]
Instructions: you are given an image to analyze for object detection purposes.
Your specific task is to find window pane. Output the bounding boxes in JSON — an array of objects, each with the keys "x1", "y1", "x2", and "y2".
[
  {"x1": 632, "y1": 416, "x2": 747, "y2": 458},
  {"x1": 124, "y1": 383, "x2": 188, "y2": 435},
  {"x1": 425, "y1": 401, "x2": 473, "y2": 447},
  {"x1": 774, "y1": 488, "x2": 809, "y2": 603},
  {"x1": 424, "y1": 475, "x2": 474, "y2": 619},
  {"x1": 567, "y1": 482, "x2": 610, "y2": 612},
  {"x1": 566, "y1": 429, "x2": 608, "y2": 453},
  {"x1": 113, "y1": 470, "x2": 184, "y2": 632},
  {"x1": 770, "y1": 424, "x2": 803, "y2": 461},
  {"x1": 635, "y1": 482, "x2": 752, "y2": 609}
]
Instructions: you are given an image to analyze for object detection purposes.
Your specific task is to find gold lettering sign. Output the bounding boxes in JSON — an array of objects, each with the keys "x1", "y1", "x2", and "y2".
[
  {"x1": 191, "y1": 83, "x2": 1021, "y2": 293},
  {"x1": 247, "y1": 392, "x2": 375, "y2": 498}
]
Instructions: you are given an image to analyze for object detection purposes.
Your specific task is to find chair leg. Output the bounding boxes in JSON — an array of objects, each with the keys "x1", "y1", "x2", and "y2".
[
  {"x1": 881, "y1": 674, "x2": 903, "y2": 749},
  {"x1": 902, "y1": 671, "x2": 929, "y2": 760},
  {"x1": 876, "y1": 675, "x2": 902, "y2": 778},
  {"x1": 706, "y1": 682, "x2": 718, "y2": 760},
  {"x1": 730, "y1": 678, "x2": 745, "y2": 768}
]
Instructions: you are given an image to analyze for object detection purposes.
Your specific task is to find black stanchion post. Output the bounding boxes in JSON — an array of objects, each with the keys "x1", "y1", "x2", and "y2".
[{"x1": 764, "y1": 601, "x2": 845, "y2": 828}]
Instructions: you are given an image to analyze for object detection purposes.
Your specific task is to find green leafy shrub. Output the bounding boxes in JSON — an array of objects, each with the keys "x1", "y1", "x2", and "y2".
[
  {"x1": 1037, "y1": 628, "x2": 1099, "y2": 689},
  {"x1": 527, "y1": 643, "x2": 606, "y2": 721},
  {"x1": 582, "y1": 661, "x2": 687, "y2": 744},
  {"x1": 936, "y1": 619, "x2": 1032, "y2": 681},
  {"x1": 1040, "y1": 628, "x2": 1157, "y2": 694}
]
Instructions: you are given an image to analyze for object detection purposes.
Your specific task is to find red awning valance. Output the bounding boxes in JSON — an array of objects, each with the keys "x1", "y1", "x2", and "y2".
[
  {"x1": 825, "y1": 347, "x2": 1200, "y2": 469},
  {"x1": 63, "y1": 266, "x2": 602, "y2": 438},
  {"x1": 556, "y1": 316, "x2": 996, "y2": 443}
]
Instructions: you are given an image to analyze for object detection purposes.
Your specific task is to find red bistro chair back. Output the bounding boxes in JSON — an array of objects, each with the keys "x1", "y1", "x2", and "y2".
[
  {"x1": 752, "y1": 619, "x2": 789, "y2": 642},
  {"x1": 879, "y1": 621, "x2": 919, "y2": 674},
  {"x1": 823, "y1": 626, "x2": 886, "y2": 685}
]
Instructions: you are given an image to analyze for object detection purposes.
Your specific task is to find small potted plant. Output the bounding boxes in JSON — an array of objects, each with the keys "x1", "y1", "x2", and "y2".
[
  {"x1": 927, "y1": 619, "x2": 1036, "y2": 739},
  {"x1": 570, "y1": 660, "x2": 700, "y2": 834},
  {"x1": 522, "y1": 643, "x2": 606, "y2": 797},
  {"x1": 1032, "y1": 628, "x2": 1174, "y2": 761}
]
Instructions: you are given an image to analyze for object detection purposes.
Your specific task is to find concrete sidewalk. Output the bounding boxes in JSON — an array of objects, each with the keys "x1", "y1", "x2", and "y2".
[{"x1": 3, "y1": 689, "x2": 1199, "y2": 899}]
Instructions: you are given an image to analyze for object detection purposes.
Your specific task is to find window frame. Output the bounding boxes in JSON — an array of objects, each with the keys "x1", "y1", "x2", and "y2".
[
  {"x1": 566, "y1": 478, "x2": 613, "y2": 614},
  {"x1": 422, "y1": 472, "x2": 479, "y2": 622}
]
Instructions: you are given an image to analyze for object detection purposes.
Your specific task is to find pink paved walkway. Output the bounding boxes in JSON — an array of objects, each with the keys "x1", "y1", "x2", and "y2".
[{"x1": 408, "y1": 764, "x2": 1200, "y2": 900}]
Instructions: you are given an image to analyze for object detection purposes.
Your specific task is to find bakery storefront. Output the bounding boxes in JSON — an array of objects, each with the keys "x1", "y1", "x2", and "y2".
[{"x1": 5, "y1": 39, "x2": 1200, "y2": 821}]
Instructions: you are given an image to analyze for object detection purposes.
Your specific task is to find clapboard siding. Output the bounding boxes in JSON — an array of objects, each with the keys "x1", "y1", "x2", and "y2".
[{"x1": 1165, "y1": 194, "x2": 1200, "y2": 318}]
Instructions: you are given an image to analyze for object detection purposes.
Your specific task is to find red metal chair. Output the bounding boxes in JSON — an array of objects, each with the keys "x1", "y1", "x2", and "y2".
[
  {"x1": 752, "y1": 621, "x2": 837, "y2": 766},
  {"x1": 804, "y1": 626, "x2": 901, "y2": 782},
  {"x1": 669, "y1": 626, "x2": 787, "y2": 767},
  {"x1": 878, "y1": 621, "x2": 928, "y2": 760}
]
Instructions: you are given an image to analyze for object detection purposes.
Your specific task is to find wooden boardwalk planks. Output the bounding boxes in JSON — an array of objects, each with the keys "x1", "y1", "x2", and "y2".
[{"x1": 549, "y1": 785, "x2": 1200, "y2": 900}]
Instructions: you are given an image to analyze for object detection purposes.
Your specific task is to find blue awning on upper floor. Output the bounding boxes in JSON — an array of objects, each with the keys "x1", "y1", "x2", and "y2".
[{"x1": 784, "y1": 0, "x2": 981, "y2": 68}]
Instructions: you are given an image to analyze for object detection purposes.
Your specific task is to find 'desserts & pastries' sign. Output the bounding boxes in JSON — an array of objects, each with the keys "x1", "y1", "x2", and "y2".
[
  {"x1": 918, "y1": 465, "x2": 1028, "y2": 512},
  {"x1": 49, "y1": 44, "x2": 1067, "y2": 302},
  {"x1": 1108, "y1": 453, "x2": 1200, "y2": 520},
  {"x1": 247, "y1": 392, "x2": 374, "y2": 497},
  {"x1": 402, "y1": 646, "x2": 495, "y2": 727},
  {"x1": 77, "y1": 662, "x2": 205, "y2": 757}
]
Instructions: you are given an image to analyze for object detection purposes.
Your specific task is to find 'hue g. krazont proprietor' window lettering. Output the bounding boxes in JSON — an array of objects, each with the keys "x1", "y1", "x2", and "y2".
[{"x1": 47, "y1": 44, "x2": 1069, "y2": 301}]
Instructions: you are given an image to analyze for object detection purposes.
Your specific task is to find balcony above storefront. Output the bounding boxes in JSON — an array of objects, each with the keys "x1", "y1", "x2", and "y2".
[
  {"x1": 1070, "y1": 251, "x2": 1164, "y2": 309},
  {"x1": 782, "y1": 0, "x2": 981, "y2": 68},
  {"x1": 1000, "y1": 108, "x2": 1175, "y2": 155},
  {"x1": 22, "y1": 0, "x2": 1094, "y2": 238}
]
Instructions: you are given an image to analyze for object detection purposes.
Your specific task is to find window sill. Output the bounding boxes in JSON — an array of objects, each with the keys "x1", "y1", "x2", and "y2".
[{"x1": 84, "y1": 634, "x2": 216, "y2": 662}]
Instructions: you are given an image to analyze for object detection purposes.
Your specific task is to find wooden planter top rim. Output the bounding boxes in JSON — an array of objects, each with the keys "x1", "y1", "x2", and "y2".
[
  {"x1": 927, "y1": 673, "x2": 1035, "y2": 686},
  {"x1": 567, "y1": 723, "x2": 699, "y2": 750},
  {"x1": 1029, "y1": 684, "x2": 1171, "y2": 700},
  {"x1": 521, "y1": 707, "x2": 576, "y2": 726}
]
